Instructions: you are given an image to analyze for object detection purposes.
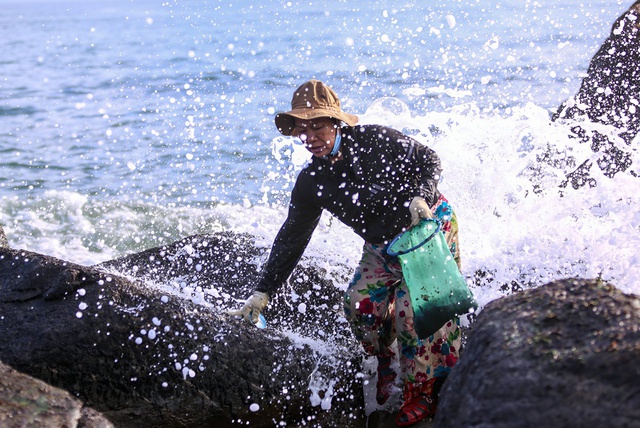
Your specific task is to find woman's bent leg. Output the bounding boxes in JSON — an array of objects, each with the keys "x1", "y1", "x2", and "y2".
[{"x1": 343, "y1": 243, "x2": 401, "y2": 356}]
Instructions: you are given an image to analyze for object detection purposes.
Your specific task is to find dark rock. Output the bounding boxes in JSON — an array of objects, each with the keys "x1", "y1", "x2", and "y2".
[
  {"x1": 0, "y1": 361, "x2": 114, "y2": 428},
  {"x1": 97, "y1": 233, "x2": 359, "y2": 362},
  {"x1": 553, "y1": 2, "x2": 640, "y2": 186},
  {"x1": 434, "y1": 278, "x2": 640, "y2": 428},
  {"x1": 0, "y1": 233, "x2": 365, "y2": 428}
]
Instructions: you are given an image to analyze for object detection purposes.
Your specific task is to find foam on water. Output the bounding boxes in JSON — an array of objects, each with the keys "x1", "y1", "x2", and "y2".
[
  {"x1": 3, "y1": 99, "x2": 639, "y2": 302},
  {"x1": 270, "y1": 99, "x2": 640, "y2": 301}
]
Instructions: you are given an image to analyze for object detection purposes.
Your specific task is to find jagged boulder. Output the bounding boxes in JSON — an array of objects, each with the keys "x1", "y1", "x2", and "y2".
[
  {"x1": 0, "y1": 361, "x2": 114, "y2": 428},
  {"x1": 553, "y1": 1, "x2": 640, "y2": 186},
  {"x1": 435, "y1": 278, "x2": 640, "y2": 428},
  {"x1": 0, "y1": 233, "x2": 365, "y2": 428}
]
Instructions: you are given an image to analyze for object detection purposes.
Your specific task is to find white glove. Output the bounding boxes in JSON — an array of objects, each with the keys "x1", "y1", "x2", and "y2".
[
  {"x1": 227, "y1": 291, "x2": 269, "y2": 325},
  {"x1": 409, "y1": 196, "x2": 433, "y2": 226}
]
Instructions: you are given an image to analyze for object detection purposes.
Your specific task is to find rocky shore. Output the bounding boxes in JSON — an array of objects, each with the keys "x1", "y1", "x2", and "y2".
[{"x1": 1, "y1": 226, "x2": 639, "y2": 427}]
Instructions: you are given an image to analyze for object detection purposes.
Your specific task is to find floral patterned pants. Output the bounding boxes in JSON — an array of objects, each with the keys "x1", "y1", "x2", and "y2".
[{"x1": 343, "y1": 196, "x2": 462, "y2": 401}]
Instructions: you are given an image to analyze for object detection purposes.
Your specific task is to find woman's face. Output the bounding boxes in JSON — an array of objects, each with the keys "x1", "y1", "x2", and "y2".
[{"x1": 291, "y1": 117, "x2": 337, "y2": 158}]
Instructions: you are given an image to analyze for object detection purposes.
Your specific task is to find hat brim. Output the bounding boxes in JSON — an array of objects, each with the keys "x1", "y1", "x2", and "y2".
[{"x1": 275, "y1": 108, "x2": 359, "y2": 136}]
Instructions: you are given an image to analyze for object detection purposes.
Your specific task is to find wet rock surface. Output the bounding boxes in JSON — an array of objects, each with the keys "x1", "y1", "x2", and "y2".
[
  {"x1": 435, "y1": 278, "x2": 640, "y2": 428},
  {"x1": 2, "y1": 236, "x2": 640, "y2": 427},
  {"x1": 553, "y1": 1, "x2": 640, "y2": 186},
  {"x1": 0, "y1": 233, "x2": 364, "y2": 428}
]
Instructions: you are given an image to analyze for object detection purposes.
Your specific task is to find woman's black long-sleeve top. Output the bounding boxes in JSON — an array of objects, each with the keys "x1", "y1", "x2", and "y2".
[{"x1": 255, "y1": 124, "x2": 442, "y2": 296}]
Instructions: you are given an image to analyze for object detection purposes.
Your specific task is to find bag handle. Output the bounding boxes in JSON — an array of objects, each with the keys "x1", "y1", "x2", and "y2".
[{"x1": 386, "y1": 218, "x2": 440, "y2": 257}]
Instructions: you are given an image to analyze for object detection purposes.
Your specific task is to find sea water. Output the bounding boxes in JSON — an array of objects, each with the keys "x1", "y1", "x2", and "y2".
[
  {"x1": 3, "y1": 1, "x2": 640, "y2": 324},
  {"x1": 1, "y1": 0, "x2": 636, "y2": 295}
]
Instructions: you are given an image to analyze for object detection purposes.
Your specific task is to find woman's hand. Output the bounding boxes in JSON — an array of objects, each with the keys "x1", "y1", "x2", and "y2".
[
  {"x1": 227, "y1": 291, "x2": 269, "y2": 325},
  {"x1": 409, "y1": 196, "x2": 433, "y2": 226}
]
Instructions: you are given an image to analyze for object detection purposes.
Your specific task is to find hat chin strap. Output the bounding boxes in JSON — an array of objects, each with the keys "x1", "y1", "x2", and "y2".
[{"x1": 323, "y1": 129, "x2": 342, "y2": 160}]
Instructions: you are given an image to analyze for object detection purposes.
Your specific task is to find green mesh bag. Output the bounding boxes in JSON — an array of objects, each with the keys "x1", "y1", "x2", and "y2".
[{"x1": 387, "y1": 218, "x2": 477, "y2": 339}]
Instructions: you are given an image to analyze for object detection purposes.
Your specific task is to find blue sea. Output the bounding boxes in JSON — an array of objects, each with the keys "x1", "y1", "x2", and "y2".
[{"x1": 1, "y1": 0, "x2": 638, "y2": 305}]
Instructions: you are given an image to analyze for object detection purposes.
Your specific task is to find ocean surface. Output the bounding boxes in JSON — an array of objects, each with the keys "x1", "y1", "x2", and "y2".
[{"x1": 1, "y1": 0, "x2": 638, "y2": 307}]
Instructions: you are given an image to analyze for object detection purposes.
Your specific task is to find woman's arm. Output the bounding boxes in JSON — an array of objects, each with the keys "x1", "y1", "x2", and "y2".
[{"x1": 255, "y1": 178, "x2": 322, "y2": 296}]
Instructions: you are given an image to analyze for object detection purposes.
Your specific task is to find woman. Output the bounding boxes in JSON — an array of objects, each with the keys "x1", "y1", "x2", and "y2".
[{"x1": 229, "y1": 80, "x2": 461, "y2": 427}]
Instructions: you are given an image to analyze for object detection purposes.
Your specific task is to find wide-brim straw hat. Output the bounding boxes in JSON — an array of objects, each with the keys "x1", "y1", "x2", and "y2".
[{"x1": 275, "y1": 80, "x2": 359, "y2": 136}]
